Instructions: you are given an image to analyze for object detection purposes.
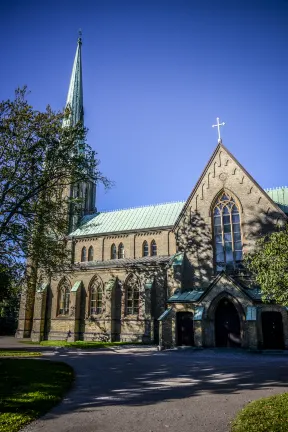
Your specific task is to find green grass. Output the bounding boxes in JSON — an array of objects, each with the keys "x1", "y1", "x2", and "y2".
[
  {"x1": 0, "y1": 351, "x2": 42, "y2": 357},
  {"x1": 19, "y1": 340, "x2": 150, "y2": 349},
  {"x1": 0, "y1": 359, "x2": 74, "y2": 432},
  {"x1": 231, "y1": 392, "x2": 288, "y2": 432}
]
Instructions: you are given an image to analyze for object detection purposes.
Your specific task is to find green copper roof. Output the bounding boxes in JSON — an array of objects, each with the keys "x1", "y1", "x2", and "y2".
[
  {"x1": 69, "y1": 186, "x2": 287, "y2": 238},
  {"x1": 63, "y1": 35, "x2": 83, "y2": 127},
  {"x1": 167, "y1": 290, "x2": 204, "y2": 303},
  {"x1": 70, "y1": 201, "x2": 185, "y2": 237},
  {"x1": 265, "y1": 187, "x2": 288, "y2": 213},
  {"x1": 71, "y1": 280, "x2": 82, "y2": 292}
]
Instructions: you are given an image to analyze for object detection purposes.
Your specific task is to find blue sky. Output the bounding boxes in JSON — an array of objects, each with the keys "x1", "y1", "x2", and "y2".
[{"x1": 0, "y1": 0, "x2": 287, "y2": 211}]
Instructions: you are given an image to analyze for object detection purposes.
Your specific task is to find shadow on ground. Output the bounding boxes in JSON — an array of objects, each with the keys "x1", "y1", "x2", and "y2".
[{"x1": 38, "y1": 348, "x2": 288, "y2": 418}]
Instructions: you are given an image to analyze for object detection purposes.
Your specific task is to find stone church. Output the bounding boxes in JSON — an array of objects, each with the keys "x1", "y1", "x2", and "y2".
[{"x1": 17, "y1": 36, "x2": 288, "y2": 350}]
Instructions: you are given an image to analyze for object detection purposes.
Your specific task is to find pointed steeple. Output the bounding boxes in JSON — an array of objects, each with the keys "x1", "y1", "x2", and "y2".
[{"x1": 64, "y1": 31, "x2": 84, "y2": 127}]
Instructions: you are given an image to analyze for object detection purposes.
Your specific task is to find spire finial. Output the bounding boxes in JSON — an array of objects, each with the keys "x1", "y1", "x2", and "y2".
[
  {"x1": 212, "y1": 117, "x2": 225, "y2": 143},
  {"x1": 78, "y1": 28, "x2": 82, "y2": 45}
]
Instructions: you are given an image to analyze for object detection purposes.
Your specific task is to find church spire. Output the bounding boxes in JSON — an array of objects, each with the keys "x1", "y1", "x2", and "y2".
[{"x1": 64, "y1": 31, "x2": 84, "y2": 127}]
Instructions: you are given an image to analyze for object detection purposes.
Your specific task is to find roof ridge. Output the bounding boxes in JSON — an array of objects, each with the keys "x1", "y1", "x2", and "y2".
[{"x1": 96, "y1": 200, "x2": 186, "y2": 214}]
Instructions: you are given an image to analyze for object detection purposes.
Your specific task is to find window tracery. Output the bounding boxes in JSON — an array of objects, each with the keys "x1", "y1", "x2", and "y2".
[
  {"x1": 213, "y1": 191, "x2": 242, "y2": 271},
  {"x1": 126, "y1": 276, "x2": 140, "y2": 315},
  {"x1": 118, "y1": 243, "x2": 125, "y2": 259},
  {"x1": 89, "y1": 276, "x2": 103, "y2": 315},
  {"x1": 57, "y1": 279, "x2": 70, "y2": 316}
]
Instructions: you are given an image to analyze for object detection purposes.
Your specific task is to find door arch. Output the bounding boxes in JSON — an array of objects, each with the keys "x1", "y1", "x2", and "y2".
[
  {"x1": 215, "y1": 298, "x2": 241, "y2": 347},
  {"x1": 176, "y1": 312, "x2": 194, "y2": 346},
  {"x1": 261, "y1": 312, "x2": 284, "y2": 349}
]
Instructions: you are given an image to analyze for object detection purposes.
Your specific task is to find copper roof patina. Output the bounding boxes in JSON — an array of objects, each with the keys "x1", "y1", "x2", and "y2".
[
  {"x1": 69, "y1": 187, "x2": 287, "y2": 238},
  {"x1": 265, "y1": 187, "x2": 288, "y2": 214},
  {"x1": 70, "y1": 201, "x2": 185, "y2": 237}
]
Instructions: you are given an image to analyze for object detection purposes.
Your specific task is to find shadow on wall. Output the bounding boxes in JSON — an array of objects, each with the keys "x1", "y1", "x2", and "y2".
[
  {"x1": 175, "y1": 204, "x2": 286, "y2": 290},
  {"x1": 176, "y1": 211, "x2": 214, "y2": 289}
]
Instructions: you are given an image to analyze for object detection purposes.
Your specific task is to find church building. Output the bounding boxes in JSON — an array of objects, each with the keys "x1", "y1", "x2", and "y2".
[{"x1": 17, "y1": 36, "x2": 288, "y2": 350}]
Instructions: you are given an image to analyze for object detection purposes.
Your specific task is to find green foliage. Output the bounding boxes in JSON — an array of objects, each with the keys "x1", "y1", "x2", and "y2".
[
  {"x1": 231, "y1": 392, "x2": 288, "y2": 432},
  {"x1": 0, "y1": 351, "x2": 41, "y2": 357},
  {"x1": 0, "y1": 87, "x2": 110, "y2": 296},
  {"x1": 0, "y1": 359, "x2": 74, "y2": 432},
  {"x1": 18, "y1": 340, "x2": 148, "y2": 348},
  {"x1": 245, "y1": 224, "x2": 288, "y2": 305}
]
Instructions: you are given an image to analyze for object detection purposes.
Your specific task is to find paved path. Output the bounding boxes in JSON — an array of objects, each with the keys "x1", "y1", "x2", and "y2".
[{"x1": 11, "y1": 344, "x2": 287, "y2": 432}]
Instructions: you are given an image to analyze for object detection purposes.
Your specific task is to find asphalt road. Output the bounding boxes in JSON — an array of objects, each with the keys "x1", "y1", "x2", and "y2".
[{"x1": 18, "y1": 346, "x2": 288, "y2": 432}]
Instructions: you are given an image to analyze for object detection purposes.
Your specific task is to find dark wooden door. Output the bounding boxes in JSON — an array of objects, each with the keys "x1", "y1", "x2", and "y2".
[
  {"x1": 215, "y1": 299, "x2": 241, "y2": 347},
  {"x1": 176, "y1": 312, "x2": 194, "y2": 346},
  {"x1": 262, "y1": 312, "x2": 284, "y2": 349}
]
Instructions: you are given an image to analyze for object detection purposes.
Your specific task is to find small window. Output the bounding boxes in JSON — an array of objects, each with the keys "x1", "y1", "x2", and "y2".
[
  {"x1": 151, "y1": 240, "x2": 157, "y2": 256},
  {"x1": 58, "y1": 280, "x2": 70, "y2": 316},
  {"x1": 142, "y1": 241, "x2": 149, "y2": 257},
  {"x1": 118, "y1": 243, "x2": 125, "y2": 259},
  {"x1": 111, "y1": 243, "x2": 117, "y2": 259},
  {"x1": 81, "y1": 246, "x2": 87, "y2": 262},
  {"x1": 88, "y1": 246, "x2": 94, "y2": 261}
]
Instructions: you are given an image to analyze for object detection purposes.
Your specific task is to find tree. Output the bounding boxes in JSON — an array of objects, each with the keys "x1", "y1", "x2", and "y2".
[
  {"x1": 245, "y1": 223, "x2": 288, "y2": 305},
  {"x1": 0, "y1": 87, "x2": 110, "y2": 295}
]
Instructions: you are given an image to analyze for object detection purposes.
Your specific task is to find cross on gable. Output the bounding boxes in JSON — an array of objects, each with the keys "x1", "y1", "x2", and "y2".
[{"x1": 212, "y1": 117, "x2": 225, "y2": 143}]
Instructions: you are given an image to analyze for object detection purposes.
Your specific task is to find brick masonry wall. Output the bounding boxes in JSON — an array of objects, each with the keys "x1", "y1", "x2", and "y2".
[{"x1": 74, "y1": 229, "x2": 176, "y2": 263}]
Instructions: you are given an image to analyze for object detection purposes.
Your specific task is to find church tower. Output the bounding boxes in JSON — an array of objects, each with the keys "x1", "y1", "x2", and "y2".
[{"x1": 64, "y1": 33, "x2": 96, "y2": 232}]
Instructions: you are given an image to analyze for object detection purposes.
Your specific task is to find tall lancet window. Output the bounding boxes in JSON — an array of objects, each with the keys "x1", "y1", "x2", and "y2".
[{"x1": 213, "y1": 192, "x2": 243, "y2": 271}]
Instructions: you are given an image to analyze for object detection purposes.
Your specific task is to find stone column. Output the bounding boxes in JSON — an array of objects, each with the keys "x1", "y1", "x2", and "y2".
[
  {"x1": 31, "y1": 284, "x2": 48, "y2": 343},
  {"x1": 16, "y1": 274, "x2": 38, "y2": 339},
  {"x1": 67, "y1": 281, "x2": 82, "y2": 342}
]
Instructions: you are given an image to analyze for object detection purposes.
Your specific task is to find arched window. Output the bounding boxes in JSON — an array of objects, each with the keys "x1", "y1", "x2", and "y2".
[
  {"x1": 111, "y1": 243, "x2": 117, "y2": 260},
  {"x1": 57, "y1": 279, "x2": 70, "y2": 316},
  {"x1": 81, "y1": 246, "x2": 87, "y2": 262},
  {"x1": 89, "y1": 276, "x2": 103, "y2": 315},
  {"x1": 88, "y1": 246, "x2": 94, "y2": 261},
  {"x1": 142, "y1": 240, "x2": 149, "y2": 257},
  {"x1": 213, "y1": 191, "x2": 243, "y2": 271},
  {"x1": 126, "y1": 276, "x2": 140, "y2": 315},
  {"x1": 118, "y1": 243, "x2": 125, "y2": 259},
  {"x1": 151, "y1": 240, "x2": 157, "y2": 256}
]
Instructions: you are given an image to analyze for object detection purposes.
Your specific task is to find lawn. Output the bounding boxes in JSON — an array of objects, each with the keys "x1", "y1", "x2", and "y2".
[
  {"x1": 0, "y1": 358, "x2": 74, "y2": 432},
  {"x1": 19, "y1": 340, "x2": 149, "y2": 349},
  {"x1": 232, "y1": 392, "x2": 288, "y2": 432},
  {"x1": 0, "y1": 351, "x2": 41, "y2": 357}
]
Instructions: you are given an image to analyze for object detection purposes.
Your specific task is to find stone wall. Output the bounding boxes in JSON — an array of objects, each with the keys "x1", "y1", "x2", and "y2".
[{"x1": 74, "y1": 229, "x2": 176, "y2": 263}]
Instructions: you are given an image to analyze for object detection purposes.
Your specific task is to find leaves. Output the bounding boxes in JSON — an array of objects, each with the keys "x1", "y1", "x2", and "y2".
[
  {"x1": 0, "y1": 87, "x2": 110, "y2": 295},
  {"x1": 245, "y1": 224, "x2": 288, "y2": 305}
]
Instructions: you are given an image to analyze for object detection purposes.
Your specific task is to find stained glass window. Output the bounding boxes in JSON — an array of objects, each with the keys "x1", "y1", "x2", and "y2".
[
  {"x1": 81, "y1": 246, "x2": 87, "y2": 262},
  {"x1": 143, "y1": 241, "x2": 149, "y2": 257},
  {"x1": 151, "y1": 240, "x2": 157, "y2": 256},
  {"x1": 88, "y1": 246, "x2": 94, "y2": 261},
  {"x1": 111, "y1": 244, "x2": 117, "y2": 259},
  {"x1": 213, "y1": 192, "x2": 243, "y2": 271}
]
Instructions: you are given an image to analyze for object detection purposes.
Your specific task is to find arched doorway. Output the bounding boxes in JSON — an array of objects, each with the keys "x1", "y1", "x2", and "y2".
[
  {"x1": 261, "y1": 312, "x2": 284, "y2": 349},
  {"x1": 215, "y1": 298, "x2": 241, "y2": 347},
  {"x1": 176, "y1": 312, "x2": 194, "y2": 346}
]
